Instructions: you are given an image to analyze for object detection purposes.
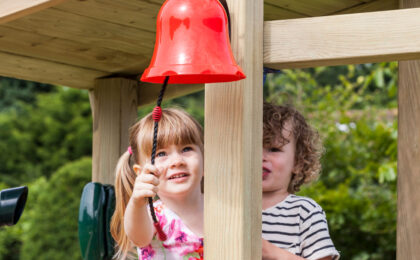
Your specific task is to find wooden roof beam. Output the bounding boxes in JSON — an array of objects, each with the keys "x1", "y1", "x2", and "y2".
[
  {"x1": 0, "y1": 0, "x2": 66, "y2": 24},
  {"x1": 264, "y1": 7, "x2": 420, "y2": 69}
]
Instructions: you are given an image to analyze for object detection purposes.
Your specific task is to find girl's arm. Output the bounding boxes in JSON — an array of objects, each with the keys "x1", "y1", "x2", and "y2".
[
  {"x1": 262, "y1": 239, "x2": 333, "y2": 260},
  {"x1": 124, "y1": 164, "x2": 160, "y2": 248}
]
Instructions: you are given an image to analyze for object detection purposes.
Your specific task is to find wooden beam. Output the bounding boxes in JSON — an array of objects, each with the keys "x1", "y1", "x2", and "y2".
[
  {"x1": 398, "y1": 2, "x2": 420, "y2": 260},
  {"x1": 204, "y1": 0, "x2": 263, "y2": 259},
  {"x1": 0, "y1": 51, "x2": 106, "y2": 89},
  {"x1": 138, "y1": 82, "x2": 203, "y2": 107},
  {"x1": 0, "y1": 0, "x2": 66, "y2": 24},
  {"x1": 7, "y1": 8, "x2": 155, "y2": 55},
  {"x1": 264, "y1": 8, "x2": 420, "y2": 69},
  {"x1": 0, "y1": 25, "x2": 150, "y2": 73},
  {"x1": 55, "y1": 0, "x2": 161, "y2": 33},
  {"x1": 90, "y1": 78, "x2": 138, "y2": 184}
]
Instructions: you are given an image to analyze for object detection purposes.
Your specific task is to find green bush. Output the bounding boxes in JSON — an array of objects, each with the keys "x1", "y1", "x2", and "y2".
[{"x1": 19, "y1": 157, "x2": 91, "y2": 260}]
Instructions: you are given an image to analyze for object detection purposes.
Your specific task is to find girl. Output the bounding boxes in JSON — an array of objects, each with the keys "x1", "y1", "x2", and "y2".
[{"x1": 111, "y1": 108, "x2": 204, "y2": 260}]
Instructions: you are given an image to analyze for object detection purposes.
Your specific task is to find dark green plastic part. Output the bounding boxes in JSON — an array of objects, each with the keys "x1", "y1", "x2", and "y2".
[
  {"x1": 78, "y1": 182, "x2": 115, "y2": 260},
  {"x1": 0, "y1": 186, "x2": 28, "y2": 227}
]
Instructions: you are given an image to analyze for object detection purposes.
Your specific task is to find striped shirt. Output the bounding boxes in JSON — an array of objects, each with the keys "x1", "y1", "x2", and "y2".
[{"x1": 262, "y1": 194, "x2": 340, "y2": 260}]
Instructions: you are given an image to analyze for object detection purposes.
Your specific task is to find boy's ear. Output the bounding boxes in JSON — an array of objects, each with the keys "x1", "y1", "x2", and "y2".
[{"x1": 133, "y1": 164, "x2": 142, "y2": 176}]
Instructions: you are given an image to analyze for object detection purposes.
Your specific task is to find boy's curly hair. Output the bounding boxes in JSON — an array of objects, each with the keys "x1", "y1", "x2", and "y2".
[{"x1": 263, "y1": 102, "x2": 323, "y2": 193}]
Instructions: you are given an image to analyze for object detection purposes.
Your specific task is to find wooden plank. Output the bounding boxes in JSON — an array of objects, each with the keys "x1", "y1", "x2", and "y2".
[
  {"x1": 0, "y1": 51, "x2": 106, "y2": 89},
  {"x1": 398, "y1": 1, "x2": 420, "y2": 259},
  {"x1": 0, "y1": 25, "x2": 149, "y2": 73},
  {"x1": 90, "y1": 78, "x2": 138, "y2": 184},
  {"x1": 264, "y1": 0, "x2": 361, "y2": 16},
  {"x1": 264, "y1": 8, "x2": 420, "y2": 69},
  {"x1": 333, "y1": 0, "x2": 398, "y2": 14},
  {"x1": 55, "y1": 0, "x2": 160, "y2": 32},
  {"x1": 204, "y1": 0, "x2": 263, "y2": 258},
  {"x1": 6, "y1": 8, "x2": 155, "y2": 55},
  {"x1": 0, "y1": 0, "x2": 67, "y2": 24},
  {"x1": 138, "y1": 83, "x2": 204, "y2": 107}
]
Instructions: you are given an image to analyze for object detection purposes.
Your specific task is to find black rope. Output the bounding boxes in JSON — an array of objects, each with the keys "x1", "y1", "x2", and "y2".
[{"x1": 149, "y1": 76, "x2": 169, "y2": 224}]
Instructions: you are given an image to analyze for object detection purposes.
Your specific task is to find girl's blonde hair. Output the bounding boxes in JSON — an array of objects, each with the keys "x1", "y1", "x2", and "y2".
[{"x1": 110, "y1": 108, "x2": 203, "y2": 259}]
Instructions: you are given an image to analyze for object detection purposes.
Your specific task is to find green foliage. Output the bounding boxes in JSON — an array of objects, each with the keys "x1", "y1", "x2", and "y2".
[
  {"x1": 19, "y1": 157, "x2": 91, "y2": 260},
  {"x1": 0, "y1": 87, "x2": 92, "y2": 186},
  {"x1": 0, "y1": 77, "x2": 54, "y2": 112},
  {"x1": 139, "y1": 91, "x2": 204, "y2": 126},
  {"x1": 265, "y1": 62, "x2": 397, "y2": 259}
]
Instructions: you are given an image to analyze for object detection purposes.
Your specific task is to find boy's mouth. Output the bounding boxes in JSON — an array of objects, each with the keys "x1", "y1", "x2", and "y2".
[{"x1": 262, "y1": 167, "x2": 271, "y2": 179}]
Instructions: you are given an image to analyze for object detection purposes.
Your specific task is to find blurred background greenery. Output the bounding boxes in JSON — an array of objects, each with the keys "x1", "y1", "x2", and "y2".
[{"x1": 0, "y1": 62, "x2": 397, "y2": 259}]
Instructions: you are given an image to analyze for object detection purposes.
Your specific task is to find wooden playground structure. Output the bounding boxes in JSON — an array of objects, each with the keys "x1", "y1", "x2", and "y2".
[{"x1": 0, "y1": 0, "x2": 419, "y2": 259}]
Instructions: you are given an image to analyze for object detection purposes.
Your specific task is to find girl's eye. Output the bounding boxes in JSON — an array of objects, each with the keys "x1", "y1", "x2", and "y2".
[
  {"x1": 270, "y1": 147, "x2": 282, "y2": 152},
  {"x1": 182, "y1": 146, "x2": 193, "y2": 152},
  {"x1": 157, "y1": 151, "x2": 166, "y2": 157}
]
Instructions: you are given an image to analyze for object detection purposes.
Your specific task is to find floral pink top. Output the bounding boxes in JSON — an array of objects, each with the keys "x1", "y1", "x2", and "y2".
[{"x1": 137, "y1": 200, "x2": 204, "y2": 260}]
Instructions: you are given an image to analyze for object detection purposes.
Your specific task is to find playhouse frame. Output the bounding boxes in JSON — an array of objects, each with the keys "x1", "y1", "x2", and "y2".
[{"x1": 1, "y1": 0, "x2": 419, "y2": 259}]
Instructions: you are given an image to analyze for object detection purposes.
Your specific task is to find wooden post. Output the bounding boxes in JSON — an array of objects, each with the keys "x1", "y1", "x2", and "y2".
[
  {"x1": 204, "y1": 0, "x2": 263, "y2": 258},
  {"x1": 398, "y1": 1, "x2": 420, "y2": 259},
  {"x1": 90, "y1": 78, "x2": 138, "y2": 184}
]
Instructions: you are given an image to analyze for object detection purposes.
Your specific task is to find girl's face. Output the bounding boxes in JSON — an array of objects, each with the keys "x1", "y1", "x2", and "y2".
[
  {"x1": 262, "y1": 122, "x2": 296, "y2": 194},
  {"x1": 154, "y1": 143, "x2": 203, "y2": 198}
]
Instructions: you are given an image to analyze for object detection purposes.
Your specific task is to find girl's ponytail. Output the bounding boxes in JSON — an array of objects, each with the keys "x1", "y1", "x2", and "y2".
[{"x1": 110, "y1": 150, "x2": 137, "y2": 259}]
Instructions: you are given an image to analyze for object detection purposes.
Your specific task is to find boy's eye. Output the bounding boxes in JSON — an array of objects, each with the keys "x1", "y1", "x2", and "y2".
[
  {"x1": 269, "y1": 147, "x2": 282, "y2": 152},
  {"x1": 156, "y1": 151, "x2": 166, "y2": 157},
  {"x1": 182, "y1": 146, "x2": 193, "y2": 152}
]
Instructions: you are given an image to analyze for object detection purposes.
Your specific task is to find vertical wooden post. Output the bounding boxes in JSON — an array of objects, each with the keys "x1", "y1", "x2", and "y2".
[
  {"x1": 204, "y1": 0, "x2": 263, "y2": 258},
  {"x1": 90, "y1": 78, "x2": 138, "y2": 184},
  {"x1": 398, "y1": 1, "x2": 420, "y2": 259}
]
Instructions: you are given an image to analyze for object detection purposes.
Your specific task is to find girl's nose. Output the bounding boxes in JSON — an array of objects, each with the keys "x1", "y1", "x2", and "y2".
[{"x1": 169, "y1": 152, "x2": 185, "y2": 168}]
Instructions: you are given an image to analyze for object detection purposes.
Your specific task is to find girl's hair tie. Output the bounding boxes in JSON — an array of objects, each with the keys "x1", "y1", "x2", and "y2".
[{"x1": 127, "y1": 146, "x2": 133, "y2": 155}]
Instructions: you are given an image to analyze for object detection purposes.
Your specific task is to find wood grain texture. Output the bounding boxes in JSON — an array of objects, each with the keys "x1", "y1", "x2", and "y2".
[
  {"x1": 90, "y1": 78, "x2": 138, "y2": 185},
  {"x1": 55, "y1": 0, "x2": 161, "y2": 32},
  {"x1": 0, "y1": 0, "x2": 67, "y2": 24},
  {"x1": 6, "y1": 8, "x2": 155, "y2": 55},
  {"x1": 264, "y1": 8, "x2": 420, "y2": 69},
  {"x1": 0, "y1": 50, "x2": 106, "y2": 88},
  {"x1": 0, "y1": 25, "x2": 150, "y2": 73},
  {"x1": 204, "y1": 0, "x2": 263, "y2": 258},
  {"x1": 398, "y1": 1, "x2": 420, "y2": 259}
]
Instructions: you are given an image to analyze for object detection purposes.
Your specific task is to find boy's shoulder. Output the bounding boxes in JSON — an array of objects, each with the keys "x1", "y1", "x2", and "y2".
[{"x1": 286, "y1": 194, "x2": 324, "y2": 213}]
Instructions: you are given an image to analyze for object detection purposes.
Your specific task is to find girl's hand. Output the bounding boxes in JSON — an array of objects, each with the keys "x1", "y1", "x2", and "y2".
[{"x1": 131, "y1": 163, "x2": 160, "y2": 208}]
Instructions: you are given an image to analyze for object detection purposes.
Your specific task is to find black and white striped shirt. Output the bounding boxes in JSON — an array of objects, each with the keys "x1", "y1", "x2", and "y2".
[{"x1": 262, "y1": 194, "x2": 340, "y2": 260}]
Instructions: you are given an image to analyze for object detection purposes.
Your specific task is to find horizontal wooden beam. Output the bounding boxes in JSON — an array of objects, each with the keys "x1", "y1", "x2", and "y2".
[
  {"x1": 0, "y1": 0, "x2": 66, "y2": 24},
  {"x1": 137, "y1": 82, "x2": 203, "y2": 107},
  {"x1": 264, "y1": 7, "x2": 420, "y2": 69},
  {"x1": 0, "y1": 51, "x2": 106, "y2": 89}
]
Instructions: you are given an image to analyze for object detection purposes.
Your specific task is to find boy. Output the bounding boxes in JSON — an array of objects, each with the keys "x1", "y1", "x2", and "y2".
[{"x1": 262, "y1": 102, "x2": 339, "y2": 260}]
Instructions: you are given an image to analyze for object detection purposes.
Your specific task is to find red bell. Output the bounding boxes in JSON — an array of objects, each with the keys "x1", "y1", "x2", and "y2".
[{"x1": 140, "y1": 0, "x2": 246, "y2": 84}]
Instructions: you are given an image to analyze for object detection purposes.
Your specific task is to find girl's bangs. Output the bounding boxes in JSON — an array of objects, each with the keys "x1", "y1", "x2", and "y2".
[{"x1": 137, "y1": 109, "x2": 203, "y2": 161}]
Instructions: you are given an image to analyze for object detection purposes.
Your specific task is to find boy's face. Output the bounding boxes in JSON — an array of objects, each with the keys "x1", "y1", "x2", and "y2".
[{"x1": 262, "y1": 122, "x2": 296, "y2": 194}]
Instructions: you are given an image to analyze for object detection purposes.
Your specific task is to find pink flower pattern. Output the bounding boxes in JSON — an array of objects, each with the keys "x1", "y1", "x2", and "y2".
[{"x1": 138, "y1": 200, "x2": 203, "y2": 260}]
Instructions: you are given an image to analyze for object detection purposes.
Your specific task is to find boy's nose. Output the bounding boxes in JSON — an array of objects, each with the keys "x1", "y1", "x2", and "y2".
[{"x1": 262, "y1": 149, "x2": 268, "y2": 161}]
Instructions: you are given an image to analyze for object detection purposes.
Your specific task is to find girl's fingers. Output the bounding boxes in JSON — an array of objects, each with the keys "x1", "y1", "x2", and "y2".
[
  {"x1": 141, "y1": 164, "x2": 160, "y2": 177},
  {"x1": 137, "y1": 172, "x2": 160, "y2": 186},
  {"x1": 134, "y1": 183, "x2": 159, "y2": 194}
]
